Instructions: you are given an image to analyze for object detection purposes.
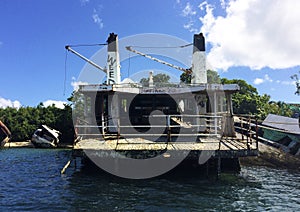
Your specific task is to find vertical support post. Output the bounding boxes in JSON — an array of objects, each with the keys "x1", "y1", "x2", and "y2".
[
  {"x1": 108, "y1": 94, "x2": 119, "y2": 133},
  {"x1": 83, "y1": 95, "x2": 88, "y2": 138},
  {"x1": 241, "y1": 117, "x2": 244, "y2": 140},
  {"x1": 101, "y1": 114, "x2": 105, "y2": 136},
  {"x1": 255, "y1": 117, "x2": 259, "y2": 150},
  {"x1": 167, "y1": 115, "x2": 171, "y2": 142},
  {"x1": 90, "y1": 95, "x2": 96, "y2": 137},
  {"x1": 117, "y1": 118, "x2": 120, "y2": 144},
  {"x1": 217, "y1": 156, "x2": 221, "y2": 180},
  {"x1": 246, "y1": 117, "x2": 250, "y2": 145},
  {"x1": 248, "y1": 117, "x2": 252, "y2": 145},
  {"x1": 214, "y1": 92, "x2": 218, "y2": 135}
]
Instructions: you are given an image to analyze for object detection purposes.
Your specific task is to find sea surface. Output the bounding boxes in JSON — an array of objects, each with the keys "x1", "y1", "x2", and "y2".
[{"x1": 0, "y1": 148, "x2": 299, "y2": 211}]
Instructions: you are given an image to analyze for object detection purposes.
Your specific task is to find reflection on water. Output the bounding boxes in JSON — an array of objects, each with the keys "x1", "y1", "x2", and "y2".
[{"x1": 0, "y1": 148, "x2": 299, "y2": 211}]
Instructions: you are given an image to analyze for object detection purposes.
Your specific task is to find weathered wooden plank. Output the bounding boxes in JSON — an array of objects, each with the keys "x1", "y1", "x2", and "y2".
[{"x1": 74, "y1": 136, "x2": 257, "y2": 152}]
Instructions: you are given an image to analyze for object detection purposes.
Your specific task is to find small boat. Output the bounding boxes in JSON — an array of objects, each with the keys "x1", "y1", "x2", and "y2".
[
  {"x1": 31, "y1": 125, "x2": 61, "y2": 148},
  {"x1": 262, "y1": 114, "x2": 300, "y2": 156},
  {"x1": 0, "y1": 120, "x2": 11, "y2": 147}
]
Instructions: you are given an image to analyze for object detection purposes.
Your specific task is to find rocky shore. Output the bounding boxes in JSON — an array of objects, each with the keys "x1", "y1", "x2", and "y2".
[{"x1": 240, "y1": 141, "x2": 300, "y2": 170}]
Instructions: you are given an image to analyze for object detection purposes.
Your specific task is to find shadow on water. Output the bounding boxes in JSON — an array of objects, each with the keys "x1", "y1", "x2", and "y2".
[
  {"x1": 67, "y1": 157, "x2": 300, "y2": 211},
  {"x1": 66, "y1": 159, "x2": 268, "y2": 211},
  {"x1": 1, "y1": 148, "x2": 299, "y2": 211}
]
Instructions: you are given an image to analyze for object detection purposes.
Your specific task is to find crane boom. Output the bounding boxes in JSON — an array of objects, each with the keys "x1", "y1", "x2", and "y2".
[
  {"x1": 65, "y1": 45, "x2": 106, "y2": 73},
  {"x1": 125, "y1": 46, "x2": 191, "y2": 74}
]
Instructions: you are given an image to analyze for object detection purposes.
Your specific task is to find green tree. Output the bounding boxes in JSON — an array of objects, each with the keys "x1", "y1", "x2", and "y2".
[
  {"x1": 140, "y1": 73, "x2": 171, "y2": 86},
  {"x1": 180, "y1": 70, "x2": 221, "y2": 84},
  {"x1": 291, "y1": 72, "x2": 300, "y2": 95},
  {"x1": 221, "y1": 78, "x2": 262, "y2": 116},
  {"x1": 0, "y1": 102, "x2": 75, "y2": 143},
  {"x1": 180, "y1": 72, "x2": 191, "y2": 84},
  {"x1": 68, "y1": 90, "x2": 85, "y2": 123},
  {"x1": 221, "y1": 78, "x2": 292, "y2": 119}
]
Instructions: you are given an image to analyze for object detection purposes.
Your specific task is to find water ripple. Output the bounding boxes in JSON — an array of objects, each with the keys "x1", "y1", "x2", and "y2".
[{"x1": 0, "y1": 149, "x2": 299, "y2": 211}]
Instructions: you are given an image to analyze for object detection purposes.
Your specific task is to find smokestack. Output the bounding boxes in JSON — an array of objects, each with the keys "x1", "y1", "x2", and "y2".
[
  {"x1": 191, "y1": 33, "x2": 207, "y2": 84},
  {"x1": 106, "y1": 33, "x2": 121, "y2": 85}
]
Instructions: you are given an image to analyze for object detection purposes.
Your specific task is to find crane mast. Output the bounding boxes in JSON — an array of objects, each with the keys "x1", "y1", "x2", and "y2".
[
  {"x1": 65, "y1": 33, "x2": 121, "y2": 85},
  {"x1": 65, "y1": 45, "x2": 106, "y2": 73}
]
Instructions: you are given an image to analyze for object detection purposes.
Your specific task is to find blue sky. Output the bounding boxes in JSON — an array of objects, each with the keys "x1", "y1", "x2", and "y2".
[{"x1": 1, "y1": 0, "x2": 300, "y2": 108}]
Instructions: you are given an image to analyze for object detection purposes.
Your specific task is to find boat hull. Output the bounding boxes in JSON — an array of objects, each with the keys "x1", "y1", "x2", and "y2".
[{"x1": 31, "y1": 134, "x2": 57, "y2": 148}]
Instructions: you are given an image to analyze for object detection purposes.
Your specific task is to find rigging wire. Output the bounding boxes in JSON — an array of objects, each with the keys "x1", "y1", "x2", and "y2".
[
  {"x1": 63, "y1": 49, "x2": 68, "y2": 96},
  {"x1": 127, "y1": 51, "x2": 131, "y2": 78},
  {"x1": 127, "y1": 43, "x2": 192, "y2": 49},
  {"x1": 66, "y1": 43, "x2": 107, "y2": 47}
]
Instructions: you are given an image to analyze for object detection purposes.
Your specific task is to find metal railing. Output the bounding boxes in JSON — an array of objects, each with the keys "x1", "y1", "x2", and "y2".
[
  {"x1": 75, "y1": 114, "x2": 225, "y2": 142},
  {"x1": 233, "y1": 115, "x2": 259, "y2": 150}
]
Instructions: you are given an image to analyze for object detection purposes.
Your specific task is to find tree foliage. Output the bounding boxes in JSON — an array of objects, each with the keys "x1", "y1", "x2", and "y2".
[
  {"x1": 291, "y1": 73, "x2": 300, "y2": 95},
  {"x1": 220, "y1": 78, "x2": 293, "y2": 119},
  {"x1": 140, "y1": 73, "x2": 171, "y2": 86},
  {"x1": 180, "y1": 70, "x2": 221, "y2": 84},
  {"x1": 180, "y1": 70, "x2": 293, "y2": 119}
]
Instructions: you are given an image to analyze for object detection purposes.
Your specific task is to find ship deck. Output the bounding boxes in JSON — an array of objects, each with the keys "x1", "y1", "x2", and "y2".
[{"x1": 73, "y1": 133, "x2": 258, "y2": 158}]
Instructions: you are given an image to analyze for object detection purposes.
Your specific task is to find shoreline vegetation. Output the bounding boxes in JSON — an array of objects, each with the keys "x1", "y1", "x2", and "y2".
[{"x1": 0, "y1": 103, "x2": 74, "y2": 144}]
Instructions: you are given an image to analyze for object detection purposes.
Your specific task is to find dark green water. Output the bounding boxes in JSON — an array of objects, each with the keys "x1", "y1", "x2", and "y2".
[{"x1": 0, "y1": 148, "x2": 299, "y2": 211}]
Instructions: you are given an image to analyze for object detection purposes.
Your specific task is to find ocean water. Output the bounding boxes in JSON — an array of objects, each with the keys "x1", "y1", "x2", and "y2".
[{"x1": 0, "y1": 148, "x2": 299, "y2": 211}]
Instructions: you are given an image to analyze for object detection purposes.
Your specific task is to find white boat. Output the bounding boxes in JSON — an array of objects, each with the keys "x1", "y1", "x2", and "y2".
[{"x1": 31, "y1": 125, "x2": 61, "y2": 148}]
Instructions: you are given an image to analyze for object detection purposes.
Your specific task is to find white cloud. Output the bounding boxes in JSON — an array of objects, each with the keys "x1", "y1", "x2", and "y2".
[
  {"x1": 199, "y1": 0, "x2": 300, "y2": 71},
  {"x1": 43, "y1": 100, "x2": 67, "y2": 109},
  {"x1": 92, "y1": 9, "x2": 104, "y2": 29},
  {"x1": 181, "y1": 2, "x2": 198, "y2": 33},
  {"x1": 253, "y1": 74, "x2": 273, "y2": 85},
  {"x1": 0, "y1": 97, "x2": 21, "y2": 109},
  {"x1": 80, "y1": 0, "x2": 89, "y2": 5},
  {"x1": 182, "y1": 2, "x2": 196, "y2": 17},
  {"x1": 183, "y1": 22, "x2": 198, "y2": 33},
  {"x1": 264, "y1": 74, "x2": 273, "y2": 83},
  {"x1": 279, "y1": 80, "x2": 294, "y2": 86},
  {"x1": 253, "y1": 78, "x2": 264, "y2": 85},
  {"x1": 71, "y1": 77, "x2": 88, "y2": 91},
  {"x1": 219, "y1": 0, "x2": 227, "y2": 9}
]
